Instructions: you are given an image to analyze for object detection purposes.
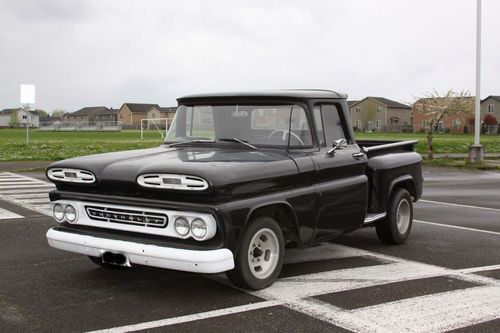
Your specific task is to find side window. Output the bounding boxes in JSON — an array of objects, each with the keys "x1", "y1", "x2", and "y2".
[
  {"x1": 313, "y1": 106, "x2": 326, "y2": 146},
  {"x1": 186, "y1": 106, "x2": 215, "y2": 139},
  {"x1": 319, "y1": 104, "x2": 345, "y2": 145}
]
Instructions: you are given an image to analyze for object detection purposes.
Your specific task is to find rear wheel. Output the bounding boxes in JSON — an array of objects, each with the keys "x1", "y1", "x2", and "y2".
[
  {"x1": 376, "y1": 188, "x2": 413, "y2": 244},
  {"x1": 226, "y1": 217, "x2": 284, "y2": 290}
]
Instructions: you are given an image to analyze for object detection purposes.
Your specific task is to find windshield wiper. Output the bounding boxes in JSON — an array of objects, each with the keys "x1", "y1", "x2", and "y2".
[
  {"x1": 167, "y1": 139, "x2": 215, "y2": 147},
  {"x1": 218, "y1": 138, "x2": 258, "y2": 150}
]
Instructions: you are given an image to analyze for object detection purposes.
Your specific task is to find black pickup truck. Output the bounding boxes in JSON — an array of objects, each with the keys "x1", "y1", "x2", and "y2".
[{"x1": 46, "y1": 90, "x2": 422, "y2": 290}]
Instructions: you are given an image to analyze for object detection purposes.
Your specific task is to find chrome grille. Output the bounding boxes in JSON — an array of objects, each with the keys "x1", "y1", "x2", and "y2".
[{"x1": 85, "y1": 205, "x2": 168, "y2": 228}]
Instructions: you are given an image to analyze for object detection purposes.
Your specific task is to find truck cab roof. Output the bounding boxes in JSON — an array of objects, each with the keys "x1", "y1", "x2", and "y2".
[{"x1": 177, "y1": 89, "x2": 347, "y2": 102}]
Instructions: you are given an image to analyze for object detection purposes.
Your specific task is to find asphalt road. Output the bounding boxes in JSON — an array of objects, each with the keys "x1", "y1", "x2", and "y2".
[{"x1": 0, "y1": 167, "x2": 499, "y2": 333}]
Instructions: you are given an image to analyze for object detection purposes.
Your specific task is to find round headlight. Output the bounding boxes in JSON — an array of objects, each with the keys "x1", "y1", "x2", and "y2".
[
  {"x1": 191, "y1": 218, "x2": 207, "y2": 239},
  {"x1": 174, "y1": 217, "x2": 190, "y2": 236},
  {"x1": 53, "y1": 203, "x2": 64, "y2": 221},
  {"x1": 64, "y1": 205, "x2": 77, "y2": 223}
]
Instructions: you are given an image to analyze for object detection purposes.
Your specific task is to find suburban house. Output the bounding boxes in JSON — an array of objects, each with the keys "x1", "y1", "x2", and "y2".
[
  {"x1": 348, "y1": 97, "x2": 412, "y2": 132},
  {"x1": 94, "y1": 108, "x2": 120, "y2": 123},
  {"x1": 412, "y1": 97, "x2": 474, "y2": 133},
  {"x1": 117, "y1": 103, "x2": 161, "y2": 128},
  {"x1": 159, "y1": 106, "x2": 177, "y2": 122},
  {"x1": 65, "y1": 106, "x2": 110, "y2": 123},
  {"x1": 0, "y1": 108, "x2": 39, "y2": 128},
  {"x1": 480, "y1": 96, "x2": 500, "y2": 123}
]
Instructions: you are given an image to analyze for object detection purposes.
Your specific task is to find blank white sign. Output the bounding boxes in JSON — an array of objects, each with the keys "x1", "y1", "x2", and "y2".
[{"x1": 20, "y1": 84, "x2": 36, "y2": 104}]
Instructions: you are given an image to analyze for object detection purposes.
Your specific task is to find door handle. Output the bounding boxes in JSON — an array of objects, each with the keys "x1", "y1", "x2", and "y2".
[{"x1": 352, "y1": 152, "x2": 365, "y2": 160}]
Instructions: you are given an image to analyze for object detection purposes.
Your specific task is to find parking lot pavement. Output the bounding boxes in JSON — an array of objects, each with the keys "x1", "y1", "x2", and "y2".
[{"x1": 0, "y1": 168, "x2": 499, "y2": 333}]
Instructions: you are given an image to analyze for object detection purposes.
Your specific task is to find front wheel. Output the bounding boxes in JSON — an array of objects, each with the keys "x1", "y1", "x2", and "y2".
[
  {"x1": 226, "y1": 217, "x2": 284, "y2": 290},
  {"x1": 376, "y1": 188, "x2": 413, "y2": 244}
]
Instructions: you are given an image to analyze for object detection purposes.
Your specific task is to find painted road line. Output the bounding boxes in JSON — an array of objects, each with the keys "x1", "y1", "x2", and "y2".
[
  {"x1": 0, "y1": 207, "x2": 23, "y2": 220},
  {"x1": 87, "y1": 300, "x2": 282, "y2": 333},
  {"x1": 21, "y1": 198, "x2": 51, "y2": 204},
  {"x1": 253, "y1": 262, "x2": 448, "y2": 301},
  {"x1": 415, "y1": 219, "x2": 500, "y2": 236},
  {"x1": 8, "y1": 193, "x2": 49, "y2": 199},
  {"x1": 419, "y1": 199, "x2": 500, "y2": 213},
  {"x1": 0, "y1": 184, "x2": 54, "y2": 190},
  {"x1": 0, "y1": 172, "x2": 54, "y2": 216},
  {"x1": 460, "y1": 264, "x2": 500, "y2": 274},
  {"x1": 0, "y1": 187, "x2": 55, "y2": 194},
  {"x1": 345, "y1": 286, "x2": 500, "y2": 333}
]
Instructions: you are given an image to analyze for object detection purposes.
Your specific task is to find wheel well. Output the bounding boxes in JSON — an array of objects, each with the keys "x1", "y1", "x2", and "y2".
[
  {"x1": 247, "y1": 204, "x2": 299, "y2": 246},
  {"x1": 392, "y1": 179, "x2": 416, "y2": 200}
]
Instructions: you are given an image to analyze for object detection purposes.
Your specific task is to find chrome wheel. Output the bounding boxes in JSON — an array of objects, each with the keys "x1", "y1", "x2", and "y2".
[
  {"x1": 247, "y1": 228, "x2": 280, "y2": 279},
  {"x1": 396, "y1": 198, "x2": 411, "y2": 234}
]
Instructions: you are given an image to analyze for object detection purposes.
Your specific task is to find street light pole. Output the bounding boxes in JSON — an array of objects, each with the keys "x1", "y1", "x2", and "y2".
[
  {"x1": 474, "y1": 0, "x2": 481, "y2": 145},
  {"x1": 469, "y1": 0, "x2": 485, "y2": 163}
]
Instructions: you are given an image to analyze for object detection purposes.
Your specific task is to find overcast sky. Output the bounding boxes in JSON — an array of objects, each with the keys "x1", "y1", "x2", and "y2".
[{"x1": 0, "y1": 0, "x2": 499, "y2": 113}]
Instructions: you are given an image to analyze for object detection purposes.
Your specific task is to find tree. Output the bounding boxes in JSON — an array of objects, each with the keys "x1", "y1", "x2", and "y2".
[
  {"x1": 33, "y1": 109, "x2": 49, "y2": 118},
  {"x1": 483, "y1": 113, "x2": 497, "y2": 126},
  {"x1": 51, "y1": 109, "x2": 66, "y2": 119},
  {"x1": 8, "y1": 112, "x2": 17, "y2": 128},
  {"x1": 413, "y1": 90, "x2": 474, "y2": 159}
]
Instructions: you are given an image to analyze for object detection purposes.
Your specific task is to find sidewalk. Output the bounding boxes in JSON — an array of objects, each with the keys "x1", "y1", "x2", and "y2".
[
  {"x1": 0, "y1": 161, "x2": 53, "y2": 172},
  {"x1": 432, "y1": 153, "x2": 500, "y2": 159}
]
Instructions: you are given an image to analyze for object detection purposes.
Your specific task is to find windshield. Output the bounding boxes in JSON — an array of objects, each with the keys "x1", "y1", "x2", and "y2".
[{"x1": 165, "y1": 104, "x2": 313, "y2": 147}]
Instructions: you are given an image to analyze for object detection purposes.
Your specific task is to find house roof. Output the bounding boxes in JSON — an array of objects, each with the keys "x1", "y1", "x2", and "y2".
[
  {"x1": 178, "y1": 89, "x2": 347, "y2": 102},
  {"x1": 347, "y1": 100, "x2": 359, "y2": 107},
  {"x1": 0, "y1": 108, "x2": 22, "y2": 115},
  {"x1": 481, "y1": 95, "x2": 500, "y2": 103},
  {"x1": 349, "y1": 97, "x2": 410, "y2": 109},
  {"x1": 122, "y1": 103, "x2": 160, "y2": 113},
  {"x1": 412, "y1": 97, "x2": 475, "y2": 106},
  {"x1": 69, "y1": 106, "x2": 108, "y2": 116},
  {"x1": 97, "y1": 108, "x2": 120, "y2": 115},
  {"x1": 0, "y1": 108, "x2": 37, "y2": 116},
  {"x1": 159, "y1": 106, "x2": 177, "y2": 113}
]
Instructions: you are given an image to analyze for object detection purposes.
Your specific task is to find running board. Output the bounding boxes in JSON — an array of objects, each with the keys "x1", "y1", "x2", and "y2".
[{"x1": 364, "y1": 213, "x2": 387, "y2": 224}]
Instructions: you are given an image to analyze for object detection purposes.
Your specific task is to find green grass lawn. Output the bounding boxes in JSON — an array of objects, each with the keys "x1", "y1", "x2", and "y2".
[
  {"x1": 0, "y1": 129, "x2": 163, "y2": 161},
  {"x1": 355, "y1": 132, "x2": 500, "y2": 156},
  {"x1": 0, "y1": 129, "x2": 499, "y2": 161}
]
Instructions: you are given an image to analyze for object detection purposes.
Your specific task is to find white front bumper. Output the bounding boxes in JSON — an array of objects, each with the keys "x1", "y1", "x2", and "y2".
[{"x1": 46, "y1": 228, "x2": 234, "y2": 274}]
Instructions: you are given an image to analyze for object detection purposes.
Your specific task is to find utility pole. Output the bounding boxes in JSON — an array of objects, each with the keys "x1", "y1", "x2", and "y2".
[{"x1": 469, "y1": 0, "x2": 484, "y2": 163}]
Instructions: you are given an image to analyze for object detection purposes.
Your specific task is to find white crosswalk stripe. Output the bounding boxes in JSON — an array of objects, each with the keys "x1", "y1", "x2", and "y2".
[
  {"x1": 0, "y1": 172, "x2": 54, "y2": 216},
  {"x1": 208, "y1": 243, "x2": 500, "y2": 333}
]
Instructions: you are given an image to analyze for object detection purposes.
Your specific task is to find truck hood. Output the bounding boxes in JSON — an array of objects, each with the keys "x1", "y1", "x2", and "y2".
[{"x1": 47, "y1": 145, "x2": 299, "y2": 200}]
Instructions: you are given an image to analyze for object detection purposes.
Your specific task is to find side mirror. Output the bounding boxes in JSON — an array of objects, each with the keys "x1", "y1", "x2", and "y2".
[{"x1": 327, "y1": 138, "x2": 348, "y2": 155}]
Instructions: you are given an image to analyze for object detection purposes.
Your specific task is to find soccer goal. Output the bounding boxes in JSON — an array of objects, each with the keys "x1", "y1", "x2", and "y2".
[{"x1": 140, "y1": 118, "x2": 169, "y2": 140}]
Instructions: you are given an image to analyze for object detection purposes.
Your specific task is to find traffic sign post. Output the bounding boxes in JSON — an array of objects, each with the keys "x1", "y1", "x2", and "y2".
[{"x1": 20, "y1": 84, "x2": 35, "y2": 145}]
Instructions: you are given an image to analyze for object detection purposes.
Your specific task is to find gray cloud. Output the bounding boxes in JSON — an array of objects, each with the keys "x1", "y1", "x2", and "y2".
[{"x1": 0, "y1": 0, "x2": 498, "y2": 113}]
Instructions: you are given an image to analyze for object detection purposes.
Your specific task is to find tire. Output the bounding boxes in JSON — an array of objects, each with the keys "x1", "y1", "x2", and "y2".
[
  {"x1": 376, "y1": 188, "x2": 413, "y2": 244},
  {"x1": 226, "y1": 217, "x2": 285, "y2": 290}
]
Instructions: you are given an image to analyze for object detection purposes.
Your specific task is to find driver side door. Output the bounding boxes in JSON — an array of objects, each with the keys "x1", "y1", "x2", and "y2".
[{"x1": 311, "y1": 104, "x2": 368, "y2": 242}]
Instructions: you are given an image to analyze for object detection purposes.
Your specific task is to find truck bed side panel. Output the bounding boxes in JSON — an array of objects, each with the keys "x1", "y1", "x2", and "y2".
[{"x1": 366, "y1": 152, "x2": 423, "y2": 213}]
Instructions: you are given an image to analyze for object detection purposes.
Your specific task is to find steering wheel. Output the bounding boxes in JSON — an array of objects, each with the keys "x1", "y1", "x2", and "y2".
[{"x1": 268, "y1": 130, "x2": 305, "y2": 145}]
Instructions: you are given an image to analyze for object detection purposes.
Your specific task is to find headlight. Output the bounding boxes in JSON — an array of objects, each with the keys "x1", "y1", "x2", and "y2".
[
  {"x1": 191, "y1": 218, "x2": 207, "y2": 239},
  {"x1": 174, "y1": 217, "x2": 190, "y2": 236},
  {"x1": 64, "y1": 205, "x2": 77, "y2": 223},
  {"x1": 53, "y1": 203, "x2": 64, "y2": 221}
]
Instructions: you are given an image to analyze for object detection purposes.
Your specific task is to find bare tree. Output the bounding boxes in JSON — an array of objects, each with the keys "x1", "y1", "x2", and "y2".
[
  {"x1": 51, "y1": 109, "x2": 66, "y2": 119},
  {"x1": 413, "y1": 90, "x2": 474, "y2": 159}
]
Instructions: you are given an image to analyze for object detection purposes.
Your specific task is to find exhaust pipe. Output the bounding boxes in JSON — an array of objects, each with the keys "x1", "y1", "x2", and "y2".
[{"x1": 101, "y1": 251, "x2": 131, "y2": 267}]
